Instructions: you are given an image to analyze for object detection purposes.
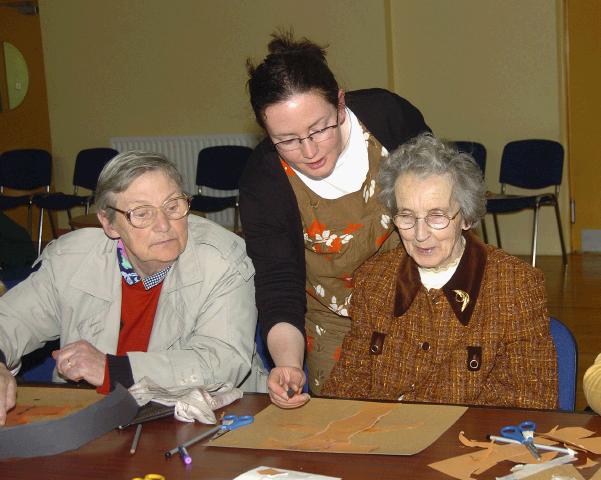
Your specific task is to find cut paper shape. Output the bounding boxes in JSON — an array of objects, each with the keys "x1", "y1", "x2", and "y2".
[
  {"x1": 210, "y1": 398, "x2": 467, "y2": 455},
  {"x1": 429, "y1": 443, "x2": 558, "y2": 480},
  {"x1": 578, "y1": 457, "x2": 599, "y2": 470},
  {"x1": 458, "y1": 430, "x2": 491, "y2": 449},
  {"x1": 540, "y1": 426, "x2": 601, "y2": 454},
  {"x1": 6, "y1": 405, "x2": 71, "y2": 426},
  {"x1": 590, "y1": 465, "x2": 601, "y2": 480},
  {"x1": 429, "y1": 432, "x2": 561, "y2": 480},
  {"x1": 264, "y1": 402, "x2": 395, "y2": 453},
  {"x1": 5, "y1": 385, "x2": 103, "y2": 426}
]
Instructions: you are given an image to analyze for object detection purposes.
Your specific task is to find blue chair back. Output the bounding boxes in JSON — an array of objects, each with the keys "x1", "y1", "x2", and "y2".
[
  {"x1": 196, "y1": 146, "x2": 252, "y2": 191},
  {"x1": 254, "y1": 325, "x2": 274, "y2": 371},
  {"x1": 454, "y1": 141, "x2": 486, "y2": 174},
  {"x1": 549, "y1": 317, "x2": 577, "y2": 411},
  {"x1": 500, "y1": 140, "x2": 563, "y2": 189},
  {"x1": 73, "y1": 148, "x2": 118, "y2": 191},
  {"x1": 0, "y1": 149, "x2": 52, "y2": 190},
  {"x1": 19, "y1": 340, "x2": 58, "y2": 382}
]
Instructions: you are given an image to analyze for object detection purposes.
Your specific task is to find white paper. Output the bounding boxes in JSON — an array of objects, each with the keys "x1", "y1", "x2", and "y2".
[{"x1": 233, "y1": 466, "x2": 340, "y2": 480}]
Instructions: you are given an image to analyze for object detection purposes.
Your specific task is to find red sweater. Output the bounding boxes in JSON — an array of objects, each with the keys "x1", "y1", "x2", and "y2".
[{"x1": 97, "y1": 279, "x2": 162, "y2": 394}]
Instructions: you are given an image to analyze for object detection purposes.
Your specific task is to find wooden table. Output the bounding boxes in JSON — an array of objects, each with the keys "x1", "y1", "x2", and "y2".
[{"x1": 0, "y1": 393, "x2": 599, "y2": 479}]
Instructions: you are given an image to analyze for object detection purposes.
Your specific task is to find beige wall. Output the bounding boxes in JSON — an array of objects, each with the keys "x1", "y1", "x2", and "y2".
[
  {"x1": 38, "y1": 0, "x2": 389, "y2": 216},
  {"x1": 38, "y1": 0, "x2": 568, "y2": 256},
  {"x1": 390, "y1": 0, "x2": 568, "y2": 255}
]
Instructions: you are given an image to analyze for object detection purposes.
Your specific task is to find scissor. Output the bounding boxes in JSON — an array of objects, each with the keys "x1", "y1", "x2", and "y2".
[
  {"x1": 212, "y1": 414, "x2": 254, "y2": 439},
  {"x1": 165, "y1": 414, "x2": 255, "y2": 459},
  {"x1": 500, "y1": 420, "x2": 541, "y2": 460}
]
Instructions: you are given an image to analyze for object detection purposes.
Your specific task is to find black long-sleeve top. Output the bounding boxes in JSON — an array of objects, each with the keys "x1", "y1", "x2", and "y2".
[{"x1": 239, "y1": 88, "x2": 430, "y2": 344}]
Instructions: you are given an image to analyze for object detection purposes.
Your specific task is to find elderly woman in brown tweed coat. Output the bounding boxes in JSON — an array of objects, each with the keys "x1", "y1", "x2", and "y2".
[{"x1": 322, "y1": 133, "x2": 558, "y2": 409}]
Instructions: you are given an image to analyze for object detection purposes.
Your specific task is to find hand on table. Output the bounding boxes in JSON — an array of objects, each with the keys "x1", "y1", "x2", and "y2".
[
  {"x1": 52, "y1": 340, "x2": 106, "y2": 387},
  {"x1": 268, "y1": 366, "x2": 310, "y2": 409},
  {"x1": 0, "y1": 363, "x2": 16, "y2": 425}
]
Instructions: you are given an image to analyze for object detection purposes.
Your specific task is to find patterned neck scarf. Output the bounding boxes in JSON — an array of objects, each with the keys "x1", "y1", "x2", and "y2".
[{"x1": 116, "y1": 239, "x2": 171, "y2": 290}]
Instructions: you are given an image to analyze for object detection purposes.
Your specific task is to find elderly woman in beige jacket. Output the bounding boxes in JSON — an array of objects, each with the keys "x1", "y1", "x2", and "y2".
[
  {"x1": 0, "y1": 151, "x2": 265, "y2": 425},
  {"x1": 584, "y1": 354, "x2": 601, "y2": 414}
]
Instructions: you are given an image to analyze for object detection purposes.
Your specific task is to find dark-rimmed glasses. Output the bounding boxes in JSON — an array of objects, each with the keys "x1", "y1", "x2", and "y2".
[
  {"x1": 394, "y1": 210, "x2": 461, "y2": 230},
  {"x1": 107, "y1": 195, "x2": 191, "y2": 229},
  {"x1": 272, "y1": 112, "x2": 339, "y2": 152}
]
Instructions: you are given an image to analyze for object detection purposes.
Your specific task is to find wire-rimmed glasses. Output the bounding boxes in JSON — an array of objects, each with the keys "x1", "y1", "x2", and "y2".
[
  {"x1": 272, "y1": 113, "x2": 339, "y2": 152},
  {"x1": 394, "y1": 210, "x2": 461, "y2": 230},
  {"x1": 107, "y1": 194, "x2": 191, "y2": 229}
]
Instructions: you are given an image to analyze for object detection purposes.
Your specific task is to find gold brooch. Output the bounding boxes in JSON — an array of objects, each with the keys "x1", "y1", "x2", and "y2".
[{"x1": 452, "y1": 289, "x2": 470, "y2": 312}]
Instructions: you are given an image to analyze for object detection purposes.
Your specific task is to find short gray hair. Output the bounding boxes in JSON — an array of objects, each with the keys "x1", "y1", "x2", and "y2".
[
  {"x1": 95, "y1": 151, "x2": 185, "y2": 222},
  {"x1": 379, "y1": 133, "x2": 486, "y2": 227}
]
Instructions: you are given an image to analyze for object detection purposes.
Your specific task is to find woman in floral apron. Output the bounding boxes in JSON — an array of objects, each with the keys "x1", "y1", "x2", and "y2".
[{"x1": 240, "y1": 31, "x2": 430, "y2": 407}]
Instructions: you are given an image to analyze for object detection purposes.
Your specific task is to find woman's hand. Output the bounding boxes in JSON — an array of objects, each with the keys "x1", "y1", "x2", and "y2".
[{"x1": 268, "y1": 365, "x2": 310, "y2": 409}]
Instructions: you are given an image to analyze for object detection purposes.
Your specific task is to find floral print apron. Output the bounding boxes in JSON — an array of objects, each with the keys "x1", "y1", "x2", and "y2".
[{"x1": 283, "y1": 124, "x2": 399, "y2": 394}]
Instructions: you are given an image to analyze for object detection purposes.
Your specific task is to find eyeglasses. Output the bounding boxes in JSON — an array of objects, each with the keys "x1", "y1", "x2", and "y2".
[
  {"x1": 394, "y1": 210, "x2": 461, "y2": 230},
  {"x1": 272, "y1": 112, "x2": 339, "y2": 152},
  {"x1": 107, "y1": 195, "x2": 191, "y2": 229}
]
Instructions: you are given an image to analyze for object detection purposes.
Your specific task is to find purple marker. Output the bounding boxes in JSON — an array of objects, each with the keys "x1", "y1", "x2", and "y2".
[{"x1": 178, "y1": 445, "x2": 192, "y2": 465}]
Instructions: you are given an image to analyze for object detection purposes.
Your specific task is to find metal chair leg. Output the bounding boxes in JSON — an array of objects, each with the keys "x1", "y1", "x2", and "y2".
[
  {"x1": 233, "y1": 205, "x2": 240, "y2": 235},
  {"x1": 493, "y1": 213, "x2": 502, "y2": 248},
  {"x1": 37, "y1": 208, "x2": 44, "y2": 256},
  {"x1": 66, "y1": 210, "x2": 73, "y2": 231},
  {"x1": 48, "y1": 210, "x2": 58, "y2": 239},
  {"x1": 553, "y1": 198, "x2": 568, "y2": 266},
  {"x1": 531, "y1": 205, "x2": 541, "y2": 267}
]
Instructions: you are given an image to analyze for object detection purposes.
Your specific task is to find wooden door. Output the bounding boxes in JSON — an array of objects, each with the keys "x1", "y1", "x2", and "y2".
[
  {"x1": 0, "y1": 0, "x2": 52, "y2": 239},
  {"x1": 564, "y1": 0, "x2": 601, "y2": 252}
]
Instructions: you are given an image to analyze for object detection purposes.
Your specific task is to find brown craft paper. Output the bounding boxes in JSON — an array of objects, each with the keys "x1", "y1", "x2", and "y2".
[
  {"x1": 429, "y1": 434, "x2": 558, "y2": 480},
  {"x1": 590, "y1": 465, "x2": 601, "y2": 480},
  {"x1": 541, "y1": 426, "x2": 601, "y2": 454},
  {"x1": 430, "y1": 427, "x2": 601, "y2": 480},
  {"x1": 5, "y1": 386, "x2": 103, "y2": 426},
  {"x1": 210, "y1": 398, "x2": 467, "y2": 455}
]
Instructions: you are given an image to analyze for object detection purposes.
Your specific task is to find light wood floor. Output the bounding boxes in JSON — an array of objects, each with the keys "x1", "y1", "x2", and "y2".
[{"x1": 535, "y1": 254, "x2": 601, "y2": 411}]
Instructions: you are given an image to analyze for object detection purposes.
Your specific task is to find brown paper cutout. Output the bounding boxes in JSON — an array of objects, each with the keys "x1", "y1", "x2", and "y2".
[
  {"x1": 540, "y1": 426, "x2": 601, "y2": 454},
  {"x1": 429, "y1": 431, "x2": 560, "y2": 479},
  {"x1": 577, "y1": 457, "x2": 599, "y2": 470},
  {"x1": 5, "y1": 386, "x2": 103, "y2": 426},
  {"x1": 589, "y1": 465, "x2": 601, "y2": 480}
]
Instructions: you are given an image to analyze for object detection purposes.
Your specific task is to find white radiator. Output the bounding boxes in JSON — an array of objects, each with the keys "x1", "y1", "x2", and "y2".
[{"x1": 110, "y1": 133, "x2": 260, "y2": 228}]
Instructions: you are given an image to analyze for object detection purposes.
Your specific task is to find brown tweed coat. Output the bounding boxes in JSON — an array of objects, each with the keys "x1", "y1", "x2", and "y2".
[{"x1": 322, "y1": 232, "x2": 558, "y2": 409}]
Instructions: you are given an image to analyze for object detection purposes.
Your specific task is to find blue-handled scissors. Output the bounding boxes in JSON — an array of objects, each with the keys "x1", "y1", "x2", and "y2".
[
  {"x1": 211, "y1": 414, "x2": 254, "y2": 440},
  {"x1": 500, "y1": 420, "x2": 540, "y2": 460}
]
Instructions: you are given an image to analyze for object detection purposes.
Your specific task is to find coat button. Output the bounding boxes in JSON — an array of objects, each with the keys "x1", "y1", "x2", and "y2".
[{"x1": 421, "y1": 342, "x2": 430, "y2": 351}]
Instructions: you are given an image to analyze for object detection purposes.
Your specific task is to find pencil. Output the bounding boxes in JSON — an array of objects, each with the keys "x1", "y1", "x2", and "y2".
[
  {"x1": 178, "y1": 445, "x2": 192, "y2": 465},
  {"x1": 164, "y1": 425, "x2": 222, "y2": 458},
  {"x1": 130, "y1": 424, "x2": 143, "y2": 455},
  {"x1": 487, "y1": 434, "x2": 576, "y2": 456}
]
